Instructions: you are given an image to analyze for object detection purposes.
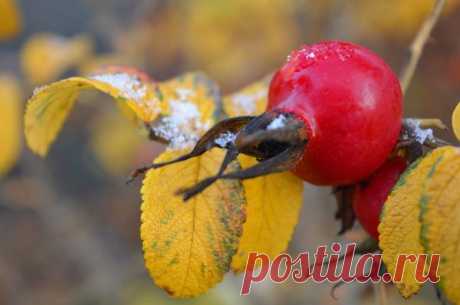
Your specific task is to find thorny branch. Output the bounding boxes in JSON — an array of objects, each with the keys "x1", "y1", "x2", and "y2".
[{"x1": 399, "y1": 0, "x2": 446, "y2": 94}]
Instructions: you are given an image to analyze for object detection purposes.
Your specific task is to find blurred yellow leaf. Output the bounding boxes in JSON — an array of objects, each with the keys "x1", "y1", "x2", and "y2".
[
  {"x1": 141, "y1": 0, "x2": 299, "y2": 90},
  {"x1": 141, "y1": 149, "x2": 246, "y2": 297},
  {"x1": 231, "y1": 155, "x2": 303, "y2": 272},
  {"x1": 419, "y1": 146, "x2": 460, "y2": 304},
  {"x1": 379, "y1": 147, "x2": 455, "y2": 297},
  {"x1": 0, "y1": 74, "x2": 21, "y2": 175},
  {"x1": 79, "y1": 53, "x2": 142, "y2": 76},
  {"x1": 21, "y1": 33, "x2": 93, "y2": 84},
  {"x1": 0, "y1": 0, "x2": 21, "y2": 40},
  {"x1": 24, "y1": 70, "x2": 161, "y2": 156},
  {"x1": 223, "y1": 76, "x2": 271, "y2": 117},
  {"x1": 351, "y1": 0, "x2": 460, "y2": 39},
  {"x1": 184, "y1": 0, "x2": 300, "y2": 89},
  {"x1": 90, "y1": 110, "x2": 146, "y2": 176},
  {"x1": 451, "y1": 102, "x2": 460, "y2": 141},
  {"x1": 151, "y1": 72, "x2": 218, "y2": 150}
]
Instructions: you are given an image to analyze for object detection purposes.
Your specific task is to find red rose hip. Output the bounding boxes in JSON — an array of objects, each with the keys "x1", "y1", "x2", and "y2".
[
  {"x1": 352, "y1": 157, "x2": 408, "y2": 239},
  {"x1": 268, "y1": 41, "x2": 403, "y2": 185},
  {"x1": 144, "y1": 41, "x2": 405, "y2": 201}
]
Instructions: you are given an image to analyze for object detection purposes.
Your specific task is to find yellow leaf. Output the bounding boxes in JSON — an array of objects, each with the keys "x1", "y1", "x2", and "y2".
[
  {"x1": 21, "y1": 33, "x2": 93, "y2": 84},
  {"x1": 419, "y1": 146, "x2": 460, "y2": 304},
  {"x1": 223, "y1": 75, "x2": 271, "y2": 117},
  {"x1": 24, "y1": 72, "x2": 162, "y2": 156},
  {"x1": 451, "y1": 102, "x2": 460, "y2": 141},
  {"x1": 379, "y1": 147, "x2": 454, "y2": 297},
  {"x1": 151, "y1": 72, "x2": 218, "y2": 150},
  {"x1": 0, "y1": 75, "x2": 21, "y2": 175},
  {"x1": 231, "y1": 155, "x2": 303, "y2": 272},
  {"x1": 0, "y1": 0, "x2": 22, "y2": 40},
  {"x1": 140, "y1": 149, "x2": 246, "y2": 297}
]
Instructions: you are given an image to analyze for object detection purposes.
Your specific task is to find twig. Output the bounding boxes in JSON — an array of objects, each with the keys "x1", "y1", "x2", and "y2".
[
  {"x1": 416, "y1": 118, "x2": 447, "y2": 130},
  {"x1": 399, "y1": 0, "x2": 446, "y2": 94},
  {"x1": 375, "y1": 282, "x2": 388, "y2": 305}
]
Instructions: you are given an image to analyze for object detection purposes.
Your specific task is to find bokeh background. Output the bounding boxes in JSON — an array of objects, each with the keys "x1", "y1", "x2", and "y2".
[{"x1": 1, "y1": 0, "x2": 460, "y2": 304}]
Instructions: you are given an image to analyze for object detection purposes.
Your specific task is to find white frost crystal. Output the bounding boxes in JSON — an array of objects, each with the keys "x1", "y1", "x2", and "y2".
[
  {"x1": 152, "y1": 87, "x2": 210, "y2": 150},
  {"x1": 214, "y1": 132, "x2": 236, "y2": 147},
  {"x1": 231, "y1": 90, "x2": 266, "y2": 115},
  {"x1": 90, "y1": 73, "x2": 147, "y2": 101},
  {"x1": 267, "y1": 114, "x2": 287, "y2": 130},
  {"x1": 405, "y1": 119, "x2": 434, "y2": 144}
]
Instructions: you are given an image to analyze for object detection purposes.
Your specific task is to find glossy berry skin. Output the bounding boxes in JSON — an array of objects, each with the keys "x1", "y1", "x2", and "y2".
[
  {"x1": 268, "y1": 41, "x2": 403, "y2": 185},
  {"x1": 352, "y1": 157, "x2": 407, "y2": 240}
]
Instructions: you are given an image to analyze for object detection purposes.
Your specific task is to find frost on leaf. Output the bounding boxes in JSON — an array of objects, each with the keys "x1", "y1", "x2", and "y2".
[
  {"x1": 141, "y1": 149, "x2": 246, "y2": 297},
  {"x1": 24, "y1": 68, "x2": 161, "y2": 156},
  {"x1": 223, "y1": 75, "x2": 271, "y2": 117},
  {"x1": 150, "y1": 72, "x2": 219, "y2": 150},
  {"x1": 231, "y1": 155, "x2": 303, "y2": 272},
  {"x1": 151, "y1": 97, "x2": 207, "y2": 150},
  {"x1": 379, "y1": 147, "x2": 454, "y2": 298},
  {"x1": 90, "y1": 73, "x2": 148, "y2": 101},
  {"x1": 419, "y1": 146, "x2": 460, "y2": 305},
  {"x1": 0, "y1": 75, "x2": 21, "y2": 175}
]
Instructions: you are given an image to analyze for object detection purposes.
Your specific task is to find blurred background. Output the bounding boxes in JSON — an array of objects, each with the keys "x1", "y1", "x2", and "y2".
[{"x1": 0, "y1": 0, "x2": 459, "y2": 304}]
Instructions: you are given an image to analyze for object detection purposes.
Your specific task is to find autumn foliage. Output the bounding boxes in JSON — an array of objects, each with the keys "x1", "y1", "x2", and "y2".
[{"x1": 2, "y1": 1, "x2": 460, "y2": 305}]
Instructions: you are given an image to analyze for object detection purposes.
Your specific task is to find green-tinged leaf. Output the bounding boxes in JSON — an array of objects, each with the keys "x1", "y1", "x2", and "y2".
[
  {"x1": 379, "y1": 147, "x2": 455, "y2": 297},
  {"x1": 24, "y1": 69, "x2": 161, "y2": 156},
  {"x1": 141, "y1": 149, "x2": 246, "y2": 297},
  {"x1": 419, "y1": 146, "x2": 460, "y2": 304}
]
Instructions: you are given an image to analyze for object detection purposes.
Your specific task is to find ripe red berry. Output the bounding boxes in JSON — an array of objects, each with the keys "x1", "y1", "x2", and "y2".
[
  {"x1": 268, "y1": 41, "x2": 403, "y2": 185},
  {"x1": 352, "y1": 157, "x2": 408, "y2": 239}
]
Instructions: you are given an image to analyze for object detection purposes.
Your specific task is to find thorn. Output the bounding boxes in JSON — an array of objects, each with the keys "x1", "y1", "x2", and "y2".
[{"x1": 126, "y1": 165, "x2": 154, "y2": 184}]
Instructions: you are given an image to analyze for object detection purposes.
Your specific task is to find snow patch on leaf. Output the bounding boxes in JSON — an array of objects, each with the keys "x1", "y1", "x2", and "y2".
[
  {"x1": 90, "y1": 73, "x2": 148, "y2": 102},
  {"x1": 152, "y1": 88, "x2": 211, "y2": 150},
  {"x1": 231, "y1": 90, "x2": 266, "y2": 115},
  {"x1": 175, "y1": 88, "x2": 193, "y2": 100}
]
